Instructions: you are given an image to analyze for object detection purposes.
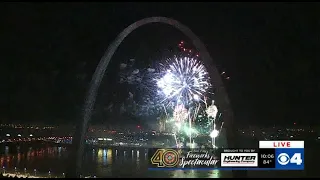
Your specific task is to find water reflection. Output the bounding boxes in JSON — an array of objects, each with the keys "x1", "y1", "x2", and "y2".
[
  {"x1": 136, "y1": 150, "x2": 140, "y2": 167},
  {"x1": 0, "y1": 145, "x2": 227, "y2": 178},
  {"x1": 5, "y1": 146, "x2": 9, "y2": 155},
  {"x1": 102, "y1": 149, "x2": 107, "y2": 166},
  {"x1": 17, "y1": 153, "x2": 21, "y2": 164},
  {"x1": 58, "y1": 147, "x2": 62, "y2": 158},
  {"x1": 107, "y1": 149, "x2": 112, "y2": 165},
  {"x1": 96, "y1": 148, "x2": 112, "y2": 166}
]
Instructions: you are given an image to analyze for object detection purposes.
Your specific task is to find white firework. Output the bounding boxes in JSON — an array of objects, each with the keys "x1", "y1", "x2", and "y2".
[
  {"x1": 156, "y1": 56, "x2": 211, "y2": 104},
  {"x1": 173, "y1": 104, "x2": 188, "y2": 132},
  {"x1": 206, "y1": 100, "x2": 218, "y2": 120},
  {"x1": 173, "y1": 104, "x2": 188, "y2": 123}
]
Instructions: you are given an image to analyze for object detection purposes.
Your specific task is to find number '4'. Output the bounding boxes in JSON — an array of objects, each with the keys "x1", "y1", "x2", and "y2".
[{"x1": 291, "y1": 153, "x2": 303, "y2": 165}]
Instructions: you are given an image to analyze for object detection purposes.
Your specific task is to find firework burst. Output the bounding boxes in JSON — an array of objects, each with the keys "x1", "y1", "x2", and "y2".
[
  {"x1": 156, "y1": 56, "x2": 211, "y2": 105},
  {"x1": 173, "y1": 104, "x2": 188, "y2": 125}
]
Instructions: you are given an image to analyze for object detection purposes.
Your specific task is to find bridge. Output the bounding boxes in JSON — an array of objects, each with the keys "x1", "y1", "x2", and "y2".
[{"x1": 0, "y1": 137, "x2": 72, "y2": 144}]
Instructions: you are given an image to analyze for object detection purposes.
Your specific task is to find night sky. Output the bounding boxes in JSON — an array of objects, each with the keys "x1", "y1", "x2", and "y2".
[{"x1": 1, "y1": 3, "x2": 318, "y2": 127}]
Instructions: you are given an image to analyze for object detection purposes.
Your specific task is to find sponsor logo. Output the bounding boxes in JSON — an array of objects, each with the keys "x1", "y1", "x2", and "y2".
[{"x1": 221, "y1": 153, "x2": 258, "y2": 167}]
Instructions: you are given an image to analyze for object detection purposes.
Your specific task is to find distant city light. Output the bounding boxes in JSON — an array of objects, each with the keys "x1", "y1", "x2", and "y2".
[
  {"x1": 29, "y1": 134, "x2": 33, "y2": 137},
  {"x1": 6, "y1": 134, "x2": 10, "y2": 137},
  {"x1": 18, "y1": 134, "x2": 21, "y2": 137}
]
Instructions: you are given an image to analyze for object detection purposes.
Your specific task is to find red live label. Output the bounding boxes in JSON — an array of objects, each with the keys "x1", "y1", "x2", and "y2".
[
  {"x1": 273, "y1": 141, "x2": 290, "y2": 148},
  {"x1": 259, "y1": 141, "x2": 304, "y2": 149}
]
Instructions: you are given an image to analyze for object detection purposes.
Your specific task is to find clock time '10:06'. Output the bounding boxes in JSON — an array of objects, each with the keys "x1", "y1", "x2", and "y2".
[{"x1": 261, "y1": 154, "x2": 274, "y2": 158}]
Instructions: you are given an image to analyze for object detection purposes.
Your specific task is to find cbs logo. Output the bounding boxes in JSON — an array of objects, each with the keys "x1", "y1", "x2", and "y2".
[{"x1": 277, "y1": 153, "x2": 303, "y2": 165}]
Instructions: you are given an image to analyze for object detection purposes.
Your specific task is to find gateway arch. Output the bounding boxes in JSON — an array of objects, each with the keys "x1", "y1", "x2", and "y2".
[{"x1": 67, "y1": 17, "x2": 242, "y2": 178}]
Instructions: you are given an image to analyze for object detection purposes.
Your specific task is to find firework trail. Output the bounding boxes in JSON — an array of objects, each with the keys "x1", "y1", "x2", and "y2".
[{"x1": 116, "y1": 59, "x2": 162, "y2": 117}]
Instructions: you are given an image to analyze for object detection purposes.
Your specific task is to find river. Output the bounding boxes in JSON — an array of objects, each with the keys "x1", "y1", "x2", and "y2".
[
  {"x1": 0, "y1": 144, "x2": 231, "y2": 178},
  {"x1": 0, "y1": 142, "x2": 318, "y2": 178}
]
